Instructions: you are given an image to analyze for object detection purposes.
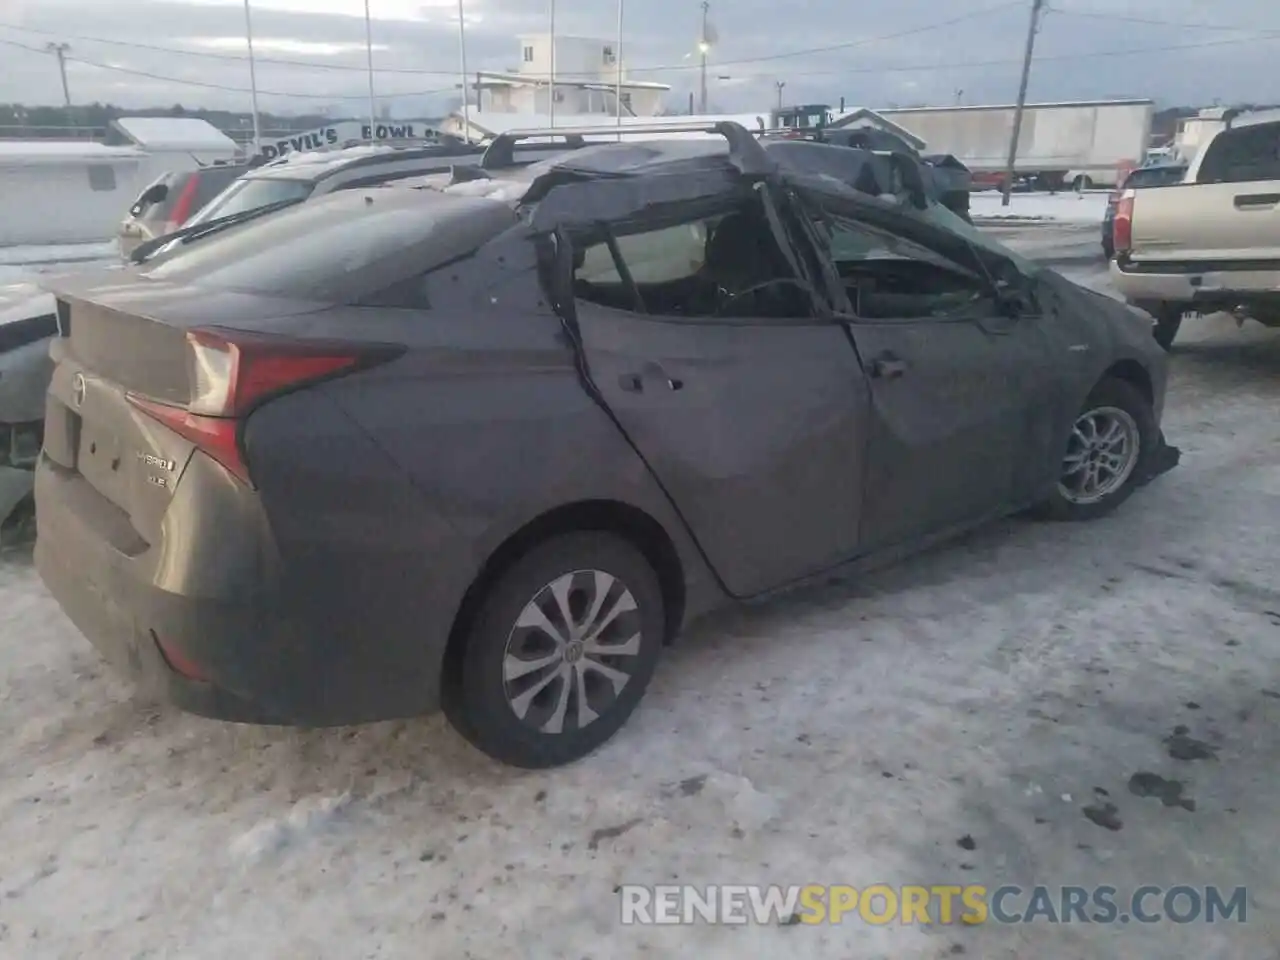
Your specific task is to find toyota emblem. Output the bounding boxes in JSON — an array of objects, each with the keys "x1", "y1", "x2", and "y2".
[{"x1": 72, "y1": 373, "x2": 86, "y2": 409}]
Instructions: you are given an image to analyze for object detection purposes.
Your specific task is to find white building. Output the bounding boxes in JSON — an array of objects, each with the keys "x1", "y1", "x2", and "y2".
[
  {"x1": 471, "y1": 34, "x2": 670, "y2": 118},
  {"x1": 0, "y1": 117, "x2": 240, "y2": 246}
]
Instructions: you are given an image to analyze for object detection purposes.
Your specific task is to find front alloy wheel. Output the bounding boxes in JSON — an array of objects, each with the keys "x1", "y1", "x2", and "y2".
[
  {"x1": 1057, "y1": 406, "x2": 1141, "y2": 505},
  {"x1": 1036, "y1": 376, "x2": 1157, "y2": 521},
  {"x1": 445, "y1": 532, "x2": 664, "y2": 768}
]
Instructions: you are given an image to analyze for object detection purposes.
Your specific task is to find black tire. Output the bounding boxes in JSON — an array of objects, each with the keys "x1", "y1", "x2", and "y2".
[
  {"x1": 444, "y1": 531, "x2": 664, "y2": 768},
  {"x1": 1072, "y1": 174, "x2": 1092, "y2": 192},
  {"x1": 1152, "y1": 306, "x2": 1183, "y2": 350},
  {"x1": 1036, "y1": 377, "x2": 1158, "y2": 522}
]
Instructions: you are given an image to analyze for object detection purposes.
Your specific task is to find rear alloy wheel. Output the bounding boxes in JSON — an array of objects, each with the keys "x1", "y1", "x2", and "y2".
[
  {"x1": 445, "y1": 532, "x2": 664, "y2": 768},
  {"x1": 1037, "y1": 377, "x2": 1157, "y2": 521}
]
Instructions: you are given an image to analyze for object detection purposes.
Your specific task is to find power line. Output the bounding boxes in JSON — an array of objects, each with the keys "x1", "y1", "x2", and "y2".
[
  {"x1": 715, "y1": 30, "x2": 1280, "y2": 80},
  {"x1": 1050, "y1": 9, "x2": 1280, "y2": 33},
  {"x1": 0, "y1": 37, "x2": 454, "y2": 99},
  {"x1": 3, "y1": 27, "x2": 1278, "y2": 95},
  {"x1": 0, "y1": 4, "x2": 1023, "y2": 79}
]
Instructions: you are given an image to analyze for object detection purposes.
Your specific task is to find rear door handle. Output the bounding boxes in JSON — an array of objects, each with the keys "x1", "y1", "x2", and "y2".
[
  {"x1": 869, "y1": 353, "x2": 908, "y2": 379},
  {"x1": 1233, "y1": 193, "x2": 1280, "y2": 209}
]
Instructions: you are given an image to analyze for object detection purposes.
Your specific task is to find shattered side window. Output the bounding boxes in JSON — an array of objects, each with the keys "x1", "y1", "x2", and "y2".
[{"x1": 576, "y1": 221, "x2": 712, "y2": 285}]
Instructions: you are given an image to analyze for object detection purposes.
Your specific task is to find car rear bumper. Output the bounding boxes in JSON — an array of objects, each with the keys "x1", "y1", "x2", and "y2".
[
  {"x1": 34, "y1": 454, "x2": 443, "y2": 726},
  {"x1": 1110, "y1": 260, "x2": 1280, "y2": 306}
]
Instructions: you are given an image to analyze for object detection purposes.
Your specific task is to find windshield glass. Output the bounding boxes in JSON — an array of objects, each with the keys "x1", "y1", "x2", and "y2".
[
  {"x1": 918, "y1": 201, "x2": 1040, "y2": 276},
  {"x1": 185, "y1": 177, "x2": 314, "y2": 227}
]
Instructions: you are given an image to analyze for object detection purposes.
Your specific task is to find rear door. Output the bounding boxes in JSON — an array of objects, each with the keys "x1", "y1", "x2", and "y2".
[
  {"x1": 1132, "y1": 120, "x2": 1280, "y2": 261},
  {"x1": 561, "y1": 196, "x2": 872, "y2": 598},
  {"x1": 796, "y1": 200, "x2": 1058, "y2": 551}
]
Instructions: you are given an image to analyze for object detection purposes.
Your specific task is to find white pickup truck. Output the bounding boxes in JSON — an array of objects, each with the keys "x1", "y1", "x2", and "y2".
[{"x1": 1109, "y1": 108, "x2": 1280, "y2": 348}]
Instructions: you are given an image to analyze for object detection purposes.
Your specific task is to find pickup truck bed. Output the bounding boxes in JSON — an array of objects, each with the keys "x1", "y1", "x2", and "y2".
[{"x1": 1109, "y1": 109, "x2": 1280, "y2": 347}]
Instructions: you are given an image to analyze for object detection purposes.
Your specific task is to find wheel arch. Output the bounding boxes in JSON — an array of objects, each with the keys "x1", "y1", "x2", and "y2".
[
  {"x1": 1099, "y1": 358, "x2": 1153, "y2": 405},
  {"x1": 440, "y1": 499, "x2": 688, "y2": 697}
]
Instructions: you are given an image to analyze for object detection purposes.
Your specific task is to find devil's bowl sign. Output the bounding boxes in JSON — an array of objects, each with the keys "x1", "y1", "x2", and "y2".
[{"x1": 256, "y1": 120, "x2": 440, "y2": 159}]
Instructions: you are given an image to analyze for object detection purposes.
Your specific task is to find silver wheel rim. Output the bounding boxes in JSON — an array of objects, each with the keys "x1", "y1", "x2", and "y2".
[
  {"x1": 502, "y1": 569, "x2": 642, "y2": 734},
  {"x1": 1057, "y1": 405, "x2": 1141, "y2": 505}
]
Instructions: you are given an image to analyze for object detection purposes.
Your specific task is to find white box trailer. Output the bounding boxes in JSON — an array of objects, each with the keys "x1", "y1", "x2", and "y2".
[{"x1": 863, "y1": 99, "x2": 1155, "y2": 190}]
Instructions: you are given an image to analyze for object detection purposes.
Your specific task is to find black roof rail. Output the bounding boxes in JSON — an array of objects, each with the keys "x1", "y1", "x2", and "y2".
[
  {"x1": 481, "y1": 132, "x2": 587, "y2": 169},
  {"x1": 479, "y1": 121, "x2": 777, "y2": 177},
  {"x1": 450, "y1": 164, "x2": 491, "y2": 185}
]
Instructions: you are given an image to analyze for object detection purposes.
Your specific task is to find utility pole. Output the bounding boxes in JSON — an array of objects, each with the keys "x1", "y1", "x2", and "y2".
[
  {"x1": 775, "y1": 81, "x2": 786, "y2": 113},
  {"x1": 242, "y1": 1, "x2": 262, "y2": 152},
  {"x1": 1001, "y1": 0, "x2": 1046, "y2": 206},
  {"x1": 698, "y1": 0, "x2": 710, "y2": 114},
  {"x1": 363, "y1": 0, "x2": 377, "y2": 140},
  {"x1": 46, "y1": 42, "x2": 71, "y2": 107}
]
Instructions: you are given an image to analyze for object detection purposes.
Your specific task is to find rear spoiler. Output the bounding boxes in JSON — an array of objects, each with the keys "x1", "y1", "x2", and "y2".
[{"x1": 479, "y1": 121, "x2": 776, "y2": 176}]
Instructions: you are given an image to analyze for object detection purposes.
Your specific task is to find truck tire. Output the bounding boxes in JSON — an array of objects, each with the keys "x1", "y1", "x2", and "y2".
[
  {"x1": 1072, "y1": 174, "x2": 1093, "y2": 192},
  {"x1": 1152, "y1": 306, "x2": 1183, "y2": 350}
]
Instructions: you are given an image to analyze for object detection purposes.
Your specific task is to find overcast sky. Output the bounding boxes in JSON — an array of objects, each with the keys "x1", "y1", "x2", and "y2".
[{"x1": 0, "y1": 0, "x2": 1277, "y2": 117}]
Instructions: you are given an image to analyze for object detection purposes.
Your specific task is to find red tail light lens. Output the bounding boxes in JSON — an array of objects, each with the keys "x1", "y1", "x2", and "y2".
[
  {"x1": 1112, "y1": 188, "x2": 1135, "y2": 255},
  {"x1": 128, "y1": 327, "x2": 401, "y2": 486},
  {"x1": 185, "y1": 327, "x2": 364, "y2": 418},
  {"x1": 168, "y1": 174, "x2": 203, "y2": 227}
]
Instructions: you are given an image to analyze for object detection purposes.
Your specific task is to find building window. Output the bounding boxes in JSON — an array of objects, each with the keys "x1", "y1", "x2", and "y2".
[
  {"x1": 603, "y1": 44, "x2": 616, "y2": 65},
  {"x1": 87, "y1": 165, "x2": 116, "y2": 192},
  {"x1": 523, "y1": 45, "x2": 534, "y2": 62}
]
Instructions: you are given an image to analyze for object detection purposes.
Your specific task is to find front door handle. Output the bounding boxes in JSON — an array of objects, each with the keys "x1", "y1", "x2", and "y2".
[
  {"x1": 620, "y1": 363, "x2": 684, "y2": 393},
  {"x1": 1234, "y1": 193, "x2": 1280, "y2": 209},
  {"x1": 869, "y1": 354, "x2": 908, "y2": 379}
]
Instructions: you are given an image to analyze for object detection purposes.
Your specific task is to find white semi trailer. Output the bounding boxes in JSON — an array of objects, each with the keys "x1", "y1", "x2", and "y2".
[{"x1": 849, "y1": 99, "x2": 1155, "y2": 190}]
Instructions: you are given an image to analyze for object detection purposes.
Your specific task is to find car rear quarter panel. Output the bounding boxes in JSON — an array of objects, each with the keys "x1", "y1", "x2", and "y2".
[{"x1": 244, "y1": 237, "x2": 720, "y2": 716}]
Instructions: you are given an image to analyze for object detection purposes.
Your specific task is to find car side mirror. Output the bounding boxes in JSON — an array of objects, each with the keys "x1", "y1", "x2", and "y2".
[
  {"x1": 994, "y1": 278, "x2": 1036, "y2": 317},
  {"x1": 140, "y1": 183, "x2": 168, "y2": 206},
  {"x1": 129, "y1": 182, "x2": 168, "y2": 217}
]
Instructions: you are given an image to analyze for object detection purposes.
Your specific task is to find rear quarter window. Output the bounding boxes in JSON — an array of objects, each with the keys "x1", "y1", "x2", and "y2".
[{"x1": 1196, "y1": 122, "x2": 1280, "y2": 183}]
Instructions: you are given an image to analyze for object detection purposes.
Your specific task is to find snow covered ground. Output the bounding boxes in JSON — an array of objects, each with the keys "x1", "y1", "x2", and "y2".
[
  {"x1": 2, "y1": 230, "x2": 1280, "y2": 958},
  {"x1": 0, "y1": 242, "x2": 119, "y2": 286},
  {"x1": 970, "y1": 191, "x2": 1110, "y2": 224}
]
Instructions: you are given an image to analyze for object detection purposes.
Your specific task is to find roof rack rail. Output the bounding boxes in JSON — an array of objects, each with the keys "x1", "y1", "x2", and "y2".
[{"x1": 479, "y1": 120, "x2": 776, "y2": 176}]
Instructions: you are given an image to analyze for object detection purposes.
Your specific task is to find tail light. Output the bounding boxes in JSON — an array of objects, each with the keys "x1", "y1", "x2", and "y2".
[
  {"x1": 1112, "y1": 188, "x2": 1135, "y2": 256},
  {"x1": 128, "y1": 327, "x2": 402, "y2": 486},
  {"x1": 167, "y1": 174, "x2": 203, "y2": 227}
]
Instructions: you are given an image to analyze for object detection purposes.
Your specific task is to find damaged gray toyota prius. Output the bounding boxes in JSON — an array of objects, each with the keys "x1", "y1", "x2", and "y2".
[{"x1": 33, "y1": 122, "x2": 1179, "y2": 768}]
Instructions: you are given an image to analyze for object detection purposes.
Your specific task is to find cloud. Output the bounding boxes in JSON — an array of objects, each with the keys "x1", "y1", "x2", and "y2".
[{"x1": 0, "y1": 0, "x2": 1277, "y2": 115}]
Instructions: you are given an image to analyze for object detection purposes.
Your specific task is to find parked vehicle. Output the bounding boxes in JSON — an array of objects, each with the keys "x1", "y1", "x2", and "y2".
[
  {"x1": 1110, "y1": 108, "x2": 1280, "y2": 347},
  {"x1": 118, "y1": 163, "x2": 251, "y2": 258},
  {"x1": 1101, "y1": 161, "x2": 1187, "y2": 259},
  {"x1": 34, "y1": 122, "x2": 1178, "y2": 768},
  {"x1": 760, "y1": 123, "x2": 974, "y2": 221},
  {"x1": 0, "y1": 284, "x2": 55, "y2": 538},
  {"x1": 872, "y1": 99, "x2": 1155, "y2": 191}
]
